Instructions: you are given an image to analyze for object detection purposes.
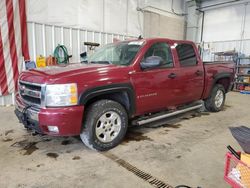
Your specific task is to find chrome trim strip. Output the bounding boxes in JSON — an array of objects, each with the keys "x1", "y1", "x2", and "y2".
[
  {"x1": 19, "y1": 80, "x2": 42, "y2": 87},
  {"x1": 20, "y1": 87, "x2": 41, "y2": 98},
  {"x1": 41, "y1": 84, "x2": 46, "y2": 108}
]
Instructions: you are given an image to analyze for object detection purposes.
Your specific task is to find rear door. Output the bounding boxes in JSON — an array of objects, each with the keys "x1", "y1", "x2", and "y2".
[{"x1": 173, "y1": 42, "x2": 204, "y2": 104}]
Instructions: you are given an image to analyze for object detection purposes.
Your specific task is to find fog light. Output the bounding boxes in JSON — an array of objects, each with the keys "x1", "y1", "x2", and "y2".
[{"x1": 47, "y1": 126, "x2": 59, "y2": 133}]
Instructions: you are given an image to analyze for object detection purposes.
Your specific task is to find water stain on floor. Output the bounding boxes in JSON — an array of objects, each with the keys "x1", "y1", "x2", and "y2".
[
  {"x1": 11, "y1": 138, "x2": 52, "y2": 155},
  {"x1": 11, "y1": 139, "x2": 39, "y2": 155},
  {"x1": 5, "y1": 129, "x2": 14, "y2": 136},
  {"x1": 222, "y1": 104, "x2": 231, "y2": 111},
  {"x1": 72, "y1": 156, "x2": 81, "y2": 160},
  {"x1": 46, "y1": 153, "x2": 59, "y2": 159},
  {"x1": 23, "y1": 142, "x2": 38, "y2": 155},
  {"x1": 36, "y1": 164, "x2": 44, "y2": 167},
  {"x1": 181, "y1": 111, "x2": 210, "y2": 120},
  {"x1": 200, "y1": 112, "x2": 211, "y2": 116},
  {"x1": 2, "y1": 138, "x2": 13, "y2": 142},
  {"x1": 61, "y1": 140, "x2": 73, "y2": 145},
  {"x1": 159, "y1": 129, "x2": 170, "y2": 135},
  {"x1": 164, "y1": 124, "x2": 181, "y2": 129},
  {"x1": 42, "y1": 138, "x2": 52, "y2": 142},
  {"x1": 122, "y1": 130, "x2": 153, "y2": 144},
  {"x1": 11, "y1": 139, "x2": 29, "y2": 148}
]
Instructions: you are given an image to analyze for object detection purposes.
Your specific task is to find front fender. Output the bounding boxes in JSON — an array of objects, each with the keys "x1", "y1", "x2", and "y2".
[{"x1": 78, "y1": 83, "x2": 136, "y2": 116}]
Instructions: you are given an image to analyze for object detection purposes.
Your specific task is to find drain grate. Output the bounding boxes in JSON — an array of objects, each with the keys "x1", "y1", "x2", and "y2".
[{"x1": 103, "y1": 152, "x2": 173, "y2": 188}]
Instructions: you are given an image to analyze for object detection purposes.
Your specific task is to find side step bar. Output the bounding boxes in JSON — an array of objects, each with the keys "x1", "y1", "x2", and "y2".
[{"x1": 136, "y1": 104, "x2": 203, "y2": 126}]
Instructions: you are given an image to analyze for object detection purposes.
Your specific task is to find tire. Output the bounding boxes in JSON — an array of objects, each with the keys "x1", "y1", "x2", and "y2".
[
  {"x1": 80, "y1": 99, "x2": 128, "y2": 151},
  {"x1": 204, "y1": 84, "x2": 226, "y2": 112}
]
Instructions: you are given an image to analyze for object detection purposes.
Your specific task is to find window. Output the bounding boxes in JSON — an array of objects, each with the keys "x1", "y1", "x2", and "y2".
[
  {"x1": 144, "y1": 42, "x2": 173, "y2": 68},
  {"x1": 88, "y1": 41, "x2": 143, "y2": 65},
  {"x1": 176, "y1": 43, "x2": 197, "y2": 66}
]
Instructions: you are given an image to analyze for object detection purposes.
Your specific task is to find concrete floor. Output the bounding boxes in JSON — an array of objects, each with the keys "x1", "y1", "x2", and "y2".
[{"x1": 0, "y1": 92, "x2": 249, "y2": 188}]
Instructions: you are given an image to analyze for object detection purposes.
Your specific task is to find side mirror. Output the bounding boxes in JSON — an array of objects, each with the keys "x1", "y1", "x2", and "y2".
[{"x1": 140, "y1": 56, "x2": 163, "y2": 69}]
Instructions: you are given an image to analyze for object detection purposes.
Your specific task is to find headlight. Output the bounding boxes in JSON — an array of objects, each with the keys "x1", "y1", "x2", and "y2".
[{"x1": 45, "y1": 83, "x2": 78, "y2": 107}]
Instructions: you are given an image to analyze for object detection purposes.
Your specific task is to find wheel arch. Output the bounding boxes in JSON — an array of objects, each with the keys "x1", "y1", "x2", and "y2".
[
  {"x1": 79, "y1": 83, "x2": 136, "y2": 117},
  {"x1": 211, "y1": 72, "x2": 232, "y2": 93}
]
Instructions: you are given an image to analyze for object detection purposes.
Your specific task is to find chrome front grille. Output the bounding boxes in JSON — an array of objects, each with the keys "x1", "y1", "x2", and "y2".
[{"x1": 19, "y1": 80, "x2": 42, "y2": 106}]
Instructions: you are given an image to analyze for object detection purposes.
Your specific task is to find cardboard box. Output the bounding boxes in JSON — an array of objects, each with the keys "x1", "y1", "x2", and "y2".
[
  {"x1": 243, "y1": 77, "x2": 250, "y2": 83},
  {"x1": 245, "y1": 86, "x2": 250, "y2": 91}
]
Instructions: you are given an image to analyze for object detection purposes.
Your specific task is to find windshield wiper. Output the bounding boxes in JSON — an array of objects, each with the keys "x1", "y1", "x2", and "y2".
[{"x1": 90, "y1": 61, "x2": 112, "y2": 65}]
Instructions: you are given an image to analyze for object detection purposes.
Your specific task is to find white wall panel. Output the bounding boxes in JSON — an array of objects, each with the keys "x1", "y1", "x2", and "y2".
[
  {"x1": 244, "y1": 4, "x2": 250, "y2": 39},
  {"x1": 45, "y1": 25, "x2": 53, "y2": 56},
  {"x1": 203, "y1": 4, "x2": 245, "y2": 42},
  {"x1": 26, "y1": 0, "x2": 185, "y2": 37},
  {"x1": 199, "y1": 1, "x2": 250, "y2": 60}
]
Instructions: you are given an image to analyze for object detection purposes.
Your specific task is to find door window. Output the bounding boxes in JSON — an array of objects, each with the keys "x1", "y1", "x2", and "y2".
[
  {"x1": 144, "y1": 42, "x2": 173, "y2": 68},
  {"x1": 176, "y1": 43, "x2": 197, "y2": 66}
]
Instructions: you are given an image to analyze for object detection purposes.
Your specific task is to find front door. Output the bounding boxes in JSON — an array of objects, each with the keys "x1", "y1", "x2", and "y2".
[{"x1": 130, "y1": 41, "x2": 179, "y2": 115}]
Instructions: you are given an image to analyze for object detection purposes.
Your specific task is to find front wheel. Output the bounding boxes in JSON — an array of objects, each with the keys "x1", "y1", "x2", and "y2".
[
  {"x1": 204, "y1": 84, "x2": 226, "y2": 112},
  {"x1": 80, "y1": 99, "x2": 128, "y2": 151}
]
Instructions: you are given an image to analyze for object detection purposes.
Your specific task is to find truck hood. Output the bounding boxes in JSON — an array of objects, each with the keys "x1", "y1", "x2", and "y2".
[
  {"x1": 32, "y1": 63, "x2": 116, "y2": 76},
  {"x1": 19, "y1": 63, "x2": 130, "y2": 84}
]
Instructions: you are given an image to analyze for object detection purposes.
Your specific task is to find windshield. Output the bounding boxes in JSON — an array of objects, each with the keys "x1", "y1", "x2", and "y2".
[{"x1": 88, "y1": 41, "x2": 144, "y2": 66}]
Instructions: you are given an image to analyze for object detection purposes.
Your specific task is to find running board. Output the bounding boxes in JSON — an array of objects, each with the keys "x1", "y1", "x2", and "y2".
[{"x1": 136, "y1": 104, "x2": 203, "y2": 126}]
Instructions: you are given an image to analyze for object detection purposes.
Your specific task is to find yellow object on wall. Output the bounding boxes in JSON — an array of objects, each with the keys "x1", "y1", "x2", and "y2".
[{"x1": 36, "y1": 55, "x2": 46, "y2": 67}]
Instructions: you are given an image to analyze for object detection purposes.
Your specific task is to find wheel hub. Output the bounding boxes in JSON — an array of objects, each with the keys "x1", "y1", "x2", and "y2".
[
  {"x1": 215, "y1": 89, "x2": 224, "y2": 108},
  {"x1": 95, "y1": 111, "x2": 121, "y2": 143}
]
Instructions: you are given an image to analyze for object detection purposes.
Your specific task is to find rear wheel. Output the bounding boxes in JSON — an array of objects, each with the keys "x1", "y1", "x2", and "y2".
[
  {"x1": 80, "y1": 99, "x2": 128, "y2": 151},
  {"x1": 204, "y1": 84, "x2": 225, "y2": 112}
]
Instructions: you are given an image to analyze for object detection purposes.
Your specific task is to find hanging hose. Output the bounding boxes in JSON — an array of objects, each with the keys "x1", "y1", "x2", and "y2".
[{"x1": 53, "y1": 44, "x2": 71, "y2": 64}]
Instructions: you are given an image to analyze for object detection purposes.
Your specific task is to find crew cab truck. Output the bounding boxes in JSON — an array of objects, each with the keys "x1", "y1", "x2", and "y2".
[{"x1": 15, "y1": 38, "x2": 235, "y2": 151}]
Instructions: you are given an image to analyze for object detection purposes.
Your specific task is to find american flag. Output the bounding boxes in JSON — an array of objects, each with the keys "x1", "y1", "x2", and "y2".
[{"x1": 0, "y1": 0, "x2": 29, "y2": 96}]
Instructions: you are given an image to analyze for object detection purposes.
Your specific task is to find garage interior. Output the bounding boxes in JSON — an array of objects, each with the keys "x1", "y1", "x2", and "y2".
[{"x1": 1, "y1": 0, "x2": 250, "y2": 188}]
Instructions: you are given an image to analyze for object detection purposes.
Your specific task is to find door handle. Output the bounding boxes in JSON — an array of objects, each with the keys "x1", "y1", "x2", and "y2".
[
  {"x1": 168, "y1": 73, "x2": 177, "y2": 79},
  {"x1": 195, "y1": 70, "x2": 203, "y2": 76}
]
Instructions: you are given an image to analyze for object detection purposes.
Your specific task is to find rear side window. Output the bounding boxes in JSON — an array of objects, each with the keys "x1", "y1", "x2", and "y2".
[
  {"x1": 144, "y1": 42, "x2": 173, "y2": 68},
  {"x1": 176, "y1": 43, "x2": 197, "y2": 66}
]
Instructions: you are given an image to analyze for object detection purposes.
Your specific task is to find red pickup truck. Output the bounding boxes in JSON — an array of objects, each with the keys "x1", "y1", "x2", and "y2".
[{"x1": 15, "y1": 38, "x2": 235, "y2": 150}]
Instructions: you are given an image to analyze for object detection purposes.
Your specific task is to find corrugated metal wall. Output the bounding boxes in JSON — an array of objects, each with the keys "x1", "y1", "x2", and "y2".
[
  {"x1": 0, "y1": 93, "x2": 15, "y2": 106},
  {"x1": 27, "y1": 21, "x2": 135, "y2": 63},
  {"x1": 0, "y1": 21, "x2": 135, "y2": 106}
]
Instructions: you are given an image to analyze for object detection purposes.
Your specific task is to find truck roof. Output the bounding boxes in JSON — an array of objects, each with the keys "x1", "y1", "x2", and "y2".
[{"x1": 121, "y1": 37, "x2": 195, "y2": 45}]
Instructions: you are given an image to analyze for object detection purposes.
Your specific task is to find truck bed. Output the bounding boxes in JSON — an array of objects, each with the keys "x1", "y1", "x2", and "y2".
[{"x1": 202, "y1": 61, "x2": 235, "y2": 99}]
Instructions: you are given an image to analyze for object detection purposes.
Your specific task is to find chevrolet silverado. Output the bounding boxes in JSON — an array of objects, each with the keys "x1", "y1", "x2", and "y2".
[{"x1": 15, "y1": 38, "x2": 235, "y2": 150}]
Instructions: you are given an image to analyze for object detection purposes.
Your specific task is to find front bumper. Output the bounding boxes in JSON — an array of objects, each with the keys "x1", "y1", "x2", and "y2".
[{"x1": 15, "y1": 93, "x2": 84, "y2": 136}]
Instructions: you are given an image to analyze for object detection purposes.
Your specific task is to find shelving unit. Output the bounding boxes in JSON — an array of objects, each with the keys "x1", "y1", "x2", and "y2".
[
  {"x1": 234, "y1": 57, "x2": 250, "y2": 92},
  {"x1": 213, "y1": 50, "x2": 237, "y2": 62}
]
